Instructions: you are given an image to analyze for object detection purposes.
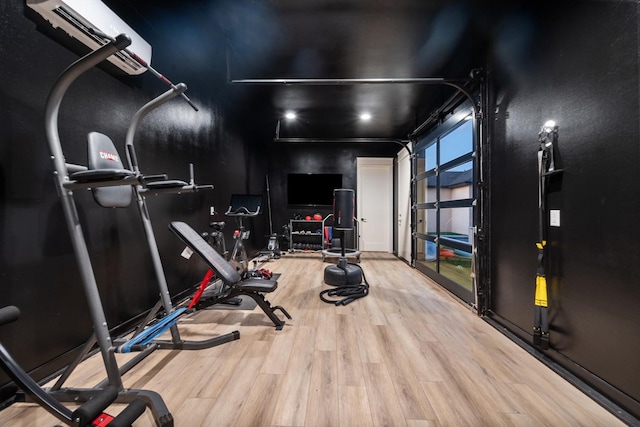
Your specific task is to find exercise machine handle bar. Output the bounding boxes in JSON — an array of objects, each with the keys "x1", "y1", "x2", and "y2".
[
  {"x1": 124, "y1": 86, "x2": 213, "y2": 193},
  {"x1": 125, "y1": 83, "x2": 187, "y2": 173}
]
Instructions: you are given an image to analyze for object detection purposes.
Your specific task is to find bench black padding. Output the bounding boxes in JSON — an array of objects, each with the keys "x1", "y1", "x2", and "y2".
[
  {"x1": 145, "y1": 179, "x2": 188, "y2": 190},
  {"x1": 234, "y1": 277, "x2": 277, "y2": 293},
  {"x1": 85, "y1": 132, "x2": 133, "y2": 208},
  {"x1": 171, "y1": 221, "x2": 243, "y2": 284},
  {"x1": 169, "y1": 221, "x2": 290, "y2": 329}
]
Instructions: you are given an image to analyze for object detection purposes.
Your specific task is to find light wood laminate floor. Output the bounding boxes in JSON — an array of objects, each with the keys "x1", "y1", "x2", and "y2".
[{"x1": 0, "y1": 252, "x2": 625, "y2": 426}]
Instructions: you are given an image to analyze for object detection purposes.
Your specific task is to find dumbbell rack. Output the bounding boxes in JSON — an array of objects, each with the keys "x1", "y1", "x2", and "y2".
[{"x1": 289, "y1": 219, "x2": 324, "y2": 252}]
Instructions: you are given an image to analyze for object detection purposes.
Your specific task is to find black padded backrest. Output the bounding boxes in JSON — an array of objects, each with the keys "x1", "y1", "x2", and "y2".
[
  {"x1": 87, "y1": 132, "x2": 132, "y2": 208},
  {"x1": 169, "y1": 221, "x2": 242, "y2": 285}
]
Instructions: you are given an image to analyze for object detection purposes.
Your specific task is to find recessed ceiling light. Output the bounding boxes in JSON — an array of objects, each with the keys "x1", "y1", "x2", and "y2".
[
  {"x1": 360, "y1": 112, "x2": 372, "y2": 121},
  {"x1": 285, "y1": 111, "x2": 297, "y2": 120}
]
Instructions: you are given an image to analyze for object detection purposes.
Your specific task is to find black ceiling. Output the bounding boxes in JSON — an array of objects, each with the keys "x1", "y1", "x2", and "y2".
[{"x1": 104, "y1": 0, "x2": 523, "y2": 140}]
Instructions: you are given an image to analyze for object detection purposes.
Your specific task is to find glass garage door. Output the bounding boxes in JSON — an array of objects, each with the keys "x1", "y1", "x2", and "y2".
[{"x1": 414, "y1": 107, "x2": 475, "y2": 303}]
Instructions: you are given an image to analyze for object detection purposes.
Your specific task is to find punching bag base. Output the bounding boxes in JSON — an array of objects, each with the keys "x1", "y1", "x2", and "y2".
[{"x1": 324, "y1": 263, "x2": 363, "y2": 287}]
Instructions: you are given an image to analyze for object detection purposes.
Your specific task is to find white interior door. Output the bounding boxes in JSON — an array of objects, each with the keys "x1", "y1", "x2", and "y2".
[
  {"x1": 397, "y1": 148, "x2": 411, "y2": 261},
  {"x1": 357, "y1": 157, "x2": 393, "y2": 252}
]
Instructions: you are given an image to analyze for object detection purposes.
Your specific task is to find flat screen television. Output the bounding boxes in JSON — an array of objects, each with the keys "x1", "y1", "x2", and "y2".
[{"x1": 287, "y1": 173, "x2": 342, "y2": 207}]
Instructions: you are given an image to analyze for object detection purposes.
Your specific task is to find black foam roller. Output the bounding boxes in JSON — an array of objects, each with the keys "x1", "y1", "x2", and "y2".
[
  {"x1": 108, "y1": 399, "x2": 148, "y2": 427},
  {"x1": 71, "y1": 387, "x2": 118, "y2": 427}
]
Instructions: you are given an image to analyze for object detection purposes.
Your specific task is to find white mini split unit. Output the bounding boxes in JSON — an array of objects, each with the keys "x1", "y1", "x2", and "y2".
[{"x1": 26, "y1": 0, "x2": 152, "y2": 75}]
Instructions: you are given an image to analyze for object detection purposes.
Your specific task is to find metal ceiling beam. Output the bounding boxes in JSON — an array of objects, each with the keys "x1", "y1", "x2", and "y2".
[
  {"x1": 273, "y1": 137, "x2": 412, "y2": 158},
  {"x1": 230, "y1": 77, "x2": 472, "y2": 85},
  {"x1": 273, "y1": 137, "x2": 409, "y2": 143}
]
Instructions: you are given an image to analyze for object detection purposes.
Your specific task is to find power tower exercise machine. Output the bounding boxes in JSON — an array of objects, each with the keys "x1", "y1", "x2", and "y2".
[
  {"x1": 63, "y1": 33, "x2": 247, "y2": 356},
  {"x1": 42, "y1": 34, "x2": 179, "y2": 427},
  {"x1": 117, "y1": 78, "x2": 246, "y2": 350},
  {"x1": 41, "y1": 32, "x2": 266, "y2": 425}
]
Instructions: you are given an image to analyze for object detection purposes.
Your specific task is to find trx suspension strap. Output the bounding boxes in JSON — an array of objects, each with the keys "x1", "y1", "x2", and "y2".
[{"x1": 534, "y1": 121, "x2": 563, "y2": 350}]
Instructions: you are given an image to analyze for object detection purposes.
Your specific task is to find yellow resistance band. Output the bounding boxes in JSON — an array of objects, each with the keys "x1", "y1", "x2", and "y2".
[{"x1": 535, "y1": 275, "x2": 548, "y2": 307}]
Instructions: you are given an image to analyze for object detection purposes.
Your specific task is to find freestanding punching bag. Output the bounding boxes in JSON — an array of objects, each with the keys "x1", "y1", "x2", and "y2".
[
  {"x1": 324, "y1": 189, "x2": 363, "y2": 287},
  {"x1": 333, "y1": 189, "x2": 354, "y2": 231}
]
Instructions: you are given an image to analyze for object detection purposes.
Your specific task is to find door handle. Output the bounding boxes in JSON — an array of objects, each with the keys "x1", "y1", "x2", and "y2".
[{"x1": 361, "y1": 218, "x2": 367, "y2": 222}]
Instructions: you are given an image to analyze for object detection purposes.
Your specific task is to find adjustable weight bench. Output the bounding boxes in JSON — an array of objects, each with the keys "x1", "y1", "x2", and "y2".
[{"x1": 169, "y1": 221, "x2": 291, "y2": 330}]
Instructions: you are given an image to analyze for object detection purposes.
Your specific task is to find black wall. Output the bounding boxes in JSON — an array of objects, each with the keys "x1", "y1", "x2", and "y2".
[
  {"x1": 490, "y1": 0, "x2": 640, "y2": 417},
  {"x1": 0, "y1": 0, "x2": 247, "y2": 381}
]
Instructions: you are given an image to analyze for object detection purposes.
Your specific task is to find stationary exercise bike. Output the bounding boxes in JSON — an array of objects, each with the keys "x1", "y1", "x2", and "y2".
[
  {"x1": 196, "y1": 218, "x2": 244, "y2": 307},
  {"x1": 225, "y1": 194, "x2": 266, "y2": 279},
  {"x1": 185, "y1": 194, "x2": 268, "y2": 310},
  {"x1": 202, "y1": 220, "x2": 228, "y2": 259},
  {"x1": 229, "y1": 222, "x2": 251, "y2": 277}
]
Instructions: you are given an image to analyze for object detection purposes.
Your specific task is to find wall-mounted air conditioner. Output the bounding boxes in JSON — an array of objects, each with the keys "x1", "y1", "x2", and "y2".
[{"x1": 26, "y1": 0, "x2": 152, "y2": 75}]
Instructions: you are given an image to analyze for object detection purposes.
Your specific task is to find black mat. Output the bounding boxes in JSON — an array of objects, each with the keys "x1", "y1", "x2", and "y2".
[{"x1": 205, "y1": 273, "x2": 281, "y2": 311}]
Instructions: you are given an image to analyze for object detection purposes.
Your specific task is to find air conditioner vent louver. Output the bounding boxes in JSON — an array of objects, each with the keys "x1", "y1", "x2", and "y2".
[
  {"x1": 52, "y1": 6, "x2": 144, "y2": 72},
  {"x1": 27, "y1": 0, "x2": 151, "y2": 75}
]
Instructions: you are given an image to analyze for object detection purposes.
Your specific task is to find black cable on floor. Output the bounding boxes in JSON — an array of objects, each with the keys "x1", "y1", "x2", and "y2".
[{"x1": 319, "y1": 263, "x2": 370, "y2": 306}]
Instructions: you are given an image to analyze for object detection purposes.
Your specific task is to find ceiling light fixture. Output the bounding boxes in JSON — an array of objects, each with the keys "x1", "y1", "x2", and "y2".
[
  {"x1": 360, "y1": 112, "x2": 372, "y2": 121},
  {"x1": 285, "y1": 111, "x2": 297, "y2": 120}
]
